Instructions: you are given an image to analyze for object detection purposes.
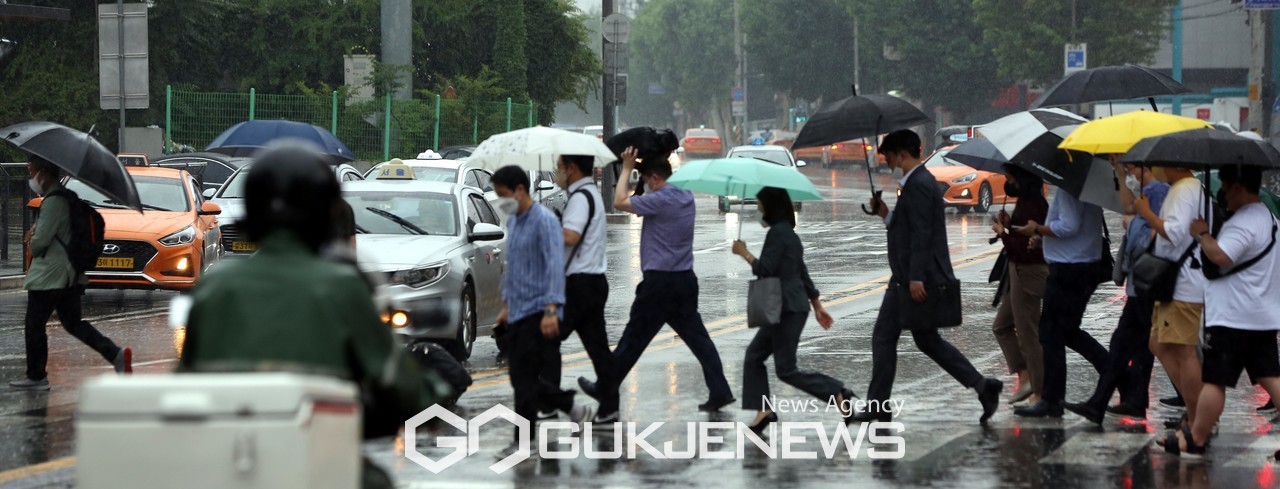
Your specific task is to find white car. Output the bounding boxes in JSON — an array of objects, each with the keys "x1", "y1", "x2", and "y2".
[
  {"x1": 365, "y1": 155, "x2": 499, "y2": 203},
  {"x1": 344, "y1": 174, "x2": 507, "y2": 361},
  {"x1": 718, "y1": 144, "x2": 807, "y2": 213}
]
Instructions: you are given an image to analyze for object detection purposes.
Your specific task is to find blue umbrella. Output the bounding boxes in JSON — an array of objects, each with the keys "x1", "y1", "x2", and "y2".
[{"x1": 206, "y1": 120, "x2": 354, "y2": 162}]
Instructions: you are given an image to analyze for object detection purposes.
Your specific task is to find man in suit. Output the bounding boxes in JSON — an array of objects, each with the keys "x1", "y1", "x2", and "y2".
[{"x1": 852, "y1": 130, "x2": 1002, "y2": 424}]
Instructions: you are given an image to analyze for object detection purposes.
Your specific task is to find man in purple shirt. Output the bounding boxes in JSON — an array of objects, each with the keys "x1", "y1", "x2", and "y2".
[{"x1": 578, "y1": 147, "x2": 735, "y2": 412}]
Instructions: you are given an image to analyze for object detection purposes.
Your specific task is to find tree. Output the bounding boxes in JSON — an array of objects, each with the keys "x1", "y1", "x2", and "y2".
[
  {"x1": 630, "y1": 0, "x2": 735, "y2": 134},
  {"x1": 524, "y1": 0, "x2": 602, "y2": 123},
  {"x1": 741, "y1": 0, "x2": 858, "y2": 102},
  {"x1": 973, "y1": 0, "x2": 1177, "y2": 87},
  {"x1": 851, "y1": 0, "x2": 1010, "y2": 122},
  {"x1": 492, "y1": 0, "x2": 530, "y2": 100}
]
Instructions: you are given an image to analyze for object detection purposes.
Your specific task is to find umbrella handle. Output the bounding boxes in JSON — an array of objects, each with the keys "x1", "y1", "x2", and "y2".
[{"x1": 862, "y1": 189, "x2": 883, "y2": 215}]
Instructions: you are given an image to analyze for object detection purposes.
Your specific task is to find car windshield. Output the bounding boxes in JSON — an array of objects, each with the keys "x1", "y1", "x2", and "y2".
[
  {"x1": 66, "y1": 175, "x2": 189, "y2": 212},
  {"x1": 412, "y1": 167, "x2": 459, "y2": 182},
  {"x1": 218, "y1": 170, "x2": 249, "y2": 198},
  {"x1": 345, "y1": 191, "x2": 458, "y2": 236},
  {"x1": 924, "y1": 150, "x2": 960, "y2": 168},
  {"x1": 730, "y1": 150, "x2": 790, "y2": 166}
]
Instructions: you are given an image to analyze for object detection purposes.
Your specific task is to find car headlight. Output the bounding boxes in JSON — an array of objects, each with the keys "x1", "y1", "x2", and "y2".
[
  {"x1": 951, "y1": 173, "x2": 977, "y2": 184},
  {"x1": 389, "y1": 261, "x2": 450, "y2": 288},
  {"x1": 159, "y1": 225, "x2": 196, "y2": 247}
]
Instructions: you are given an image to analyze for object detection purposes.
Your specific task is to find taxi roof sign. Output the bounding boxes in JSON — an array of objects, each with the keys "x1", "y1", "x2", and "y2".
[
  {"x1": 376, "y1": 159, "x2": 415, "y2": 180},
  {"x1": 416, "y1": 150, "x2": 443, "y2": 160}
]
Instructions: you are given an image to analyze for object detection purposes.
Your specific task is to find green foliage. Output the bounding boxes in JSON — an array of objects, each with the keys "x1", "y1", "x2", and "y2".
[
  {"x1": 631, "y1": 0, "x2": 735, "y2": 115},
  {"x1": 525, "y1": 0, "x2": 603, "y2": 123},
  {"x1": 493, "y1": 0, "x2": 530, "y2": 100},
  {"x1": 973, "y1": 0, "x2": 1177, "y2": 86},
  {"x1": 742, "y1": 0, "x2": 858, "y2": 102}
]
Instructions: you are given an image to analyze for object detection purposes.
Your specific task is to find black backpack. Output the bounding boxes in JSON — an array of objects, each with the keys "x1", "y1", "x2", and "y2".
[{"x1": 42, "y1": 188, "x2": 106, "y2": 276}]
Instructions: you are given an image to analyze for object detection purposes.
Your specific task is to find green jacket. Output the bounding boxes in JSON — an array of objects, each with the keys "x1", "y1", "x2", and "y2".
[
  {"x1": 178, "y1": 231, "x2": 441, "y2": 431},
  {"x1": 24, "y1": 182, "x2": 82, "y2": 291}
]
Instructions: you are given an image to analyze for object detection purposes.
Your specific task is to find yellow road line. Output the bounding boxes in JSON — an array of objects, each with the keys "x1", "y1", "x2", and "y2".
[{"x1": 0, "y1": 457, "x2": 75, "y2": 484}]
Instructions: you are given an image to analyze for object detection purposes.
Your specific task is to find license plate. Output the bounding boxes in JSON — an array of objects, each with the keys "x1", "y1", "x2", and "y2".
[
  {"x1": 96, "y1": 257, "x2": 134, "y2": 269},
  {"x1": 231, "y1": 241, "x2": 257, "y2": 252}
]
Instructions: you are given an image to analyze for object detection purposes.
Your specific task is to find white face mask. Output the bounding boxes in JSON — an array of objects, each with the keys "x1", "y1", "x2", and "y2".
[
  {"x1": 496, "y1": 197, "x2": 519, "y2": 215},
  {"x1": 28, "y1": 177, "x2": 43, "y2": 195},
  {"x1": 759, "y1": 218, "x2": 770, "y2": 228},
  {"x1": 1125, "y1": 175, "x2": 1141, "y2": 196}
]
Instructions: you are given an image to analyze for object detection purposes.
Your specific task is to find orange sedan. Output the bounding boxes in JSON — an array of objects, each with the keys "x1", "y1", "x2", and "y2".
[
  {"x1": 681, "y1": 128, "x2": 723, "y2": 158},
  {"x1": 28, "y1": 166, "x2": 223, "y2": 291},
  {"x1": 920, "y1": 147, "x2": 1012, "y2": 213}
]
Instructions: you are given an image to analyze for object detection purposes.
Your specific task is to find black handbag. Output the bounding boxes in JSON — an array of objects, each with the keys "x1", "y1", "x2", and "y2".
[
  {"x1": 1131, "y1": 238, "x2": 1196, "y2": 302},
  {"x1": 891, "y1": 279, "x2": 962, "y2": 329},
  {"x1": 1096, "y1": 224, "x2": 1116, "y2": 285}
]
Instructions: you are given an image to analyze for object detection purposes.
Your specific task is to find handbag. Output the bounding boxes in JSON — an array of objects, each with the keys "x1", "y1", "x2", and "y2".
[
  {"x1": 1096, "y1": 223, "x2": 1116, "y2": 285},
  {"x1": 988, "y1": 248, "x2": 1009, "y2": 307},
  {"x1": 891, "y1": 279, "x2": 963, "y2": 329},
  {"x1": 747, "y1": 277, "x2": 782, "y2": 328},
  {"x1": 1131, "y1": 238, "x2": 1196, "y2": 302}
]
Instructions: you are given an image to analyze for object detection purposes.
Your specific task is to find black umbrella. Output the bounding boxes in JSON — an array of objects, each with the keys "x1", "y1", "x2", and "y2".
[
  {"x1": 1, "y1": 121, "x2": 142, "y2": 210},
  {"x1": 1120, "y1": 128, "x2": 1280, "y2": 169},
  {"x1": 944, "y1": 137, "x2": 1007, "y2": 174},
  {"x1": 1031, "y1": 65, "x2": 1193, "y2": 111},
  {"x1": 792, "y1": 93, "x2": 932, "y2": 214}
]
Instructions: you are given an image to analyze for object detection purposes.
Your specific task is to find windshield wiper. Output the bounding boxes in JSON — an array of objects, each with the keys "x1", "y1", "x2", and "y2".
[
  {"x1": 354, "y1": 223, "x2": 370, "y2": 234},
  {"x1": 747, "y1": 156, "x2": 786, "y2": 166},
  {"x1": 139, "y1": 203, "x2": 174, "y2": 212},
  {"x1": 365, "y1": 207, "x2": 429, "y2": 235},
  {"x1": 89, "y1": 200, "x2": 130, "y2": 210}
]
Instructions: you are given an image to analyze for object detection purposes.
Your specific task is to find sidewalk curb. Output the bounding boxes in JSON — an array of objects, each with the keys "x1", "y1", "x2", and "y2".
[{"x1": 1, "y1": 275, "x2": 24, "y2": 291}]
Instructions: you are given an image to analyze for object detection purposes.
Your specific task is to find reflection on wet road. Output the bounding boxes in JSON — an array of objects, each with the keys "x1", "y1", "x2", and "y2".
[{"x1": 1, "y1": 166, "x2": 1278, "y2": 488}]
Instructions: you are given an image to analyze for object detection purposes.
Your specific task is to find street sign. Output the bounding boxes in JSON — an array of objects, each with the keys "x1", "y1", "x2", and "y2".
[
  {"x1": 1245, "y1": 0, "x2": 1280, "y2": 9},
  {"x1": 731, "y1": 100, "x2": 746, "y2": 117},
  {"x1": 603, "y1": 13, "x2": 631, "y2": 44},
  {"x1": 1197, "y1": 108, "x2": 1211, "y2": 120},
  {"x1": 732, "y1": 87, "x2": 745, "y2": 102},
  {"x1": 604, "y1": 43, "x2": 629, "y2": 72},
  {"x1": 99, "y1": 3, "x2": 149, "y2": 110},
  {"x1": 1064, "y1": 43, "x2": 1086, "y2": 76},
  {"x1": 605, "y1": 74, "x2": 628, "y2": 106}
]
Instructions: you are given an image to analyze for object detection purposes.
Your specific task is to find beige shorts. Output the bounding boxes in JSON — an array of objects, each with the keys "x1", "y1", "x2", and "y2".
[{"x1": 1151, "y1": 300, "x2": 1203, "y2": 346}]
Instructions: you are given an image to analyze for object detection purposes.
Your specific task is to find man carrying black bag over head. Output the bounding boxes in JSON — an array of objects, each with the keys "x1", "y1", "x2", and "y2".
[{"x1": 856, "y1": 130, "x2": 1003, "y2": 425}]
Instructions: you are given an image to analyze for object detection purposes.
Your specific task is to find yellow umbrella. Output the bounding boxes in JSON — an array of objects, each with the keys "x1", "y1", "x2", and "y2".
[{"x1": 1058, "y1": 111, "x2": 1213, "y2": 154}]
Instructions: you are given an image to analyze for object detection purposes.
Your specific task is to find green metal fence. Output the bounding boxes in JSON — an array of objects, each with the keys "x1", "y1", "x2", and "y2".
[{"x1": 165, "y1": 86, "x2": 538, "y2": 162}]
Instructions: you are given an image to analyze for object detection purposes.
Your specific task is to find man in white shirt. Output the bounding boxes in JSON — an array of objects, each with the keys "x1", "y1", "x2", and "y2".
[
  {"x1": 547, "y1": 153, "x2": 618, "y2": 423},
  {"x1": 1166, "y1": 165, "x2": 1280, "y2": 457},
  {"x1": 1136, "y1": 167, "x2": 1206, "y2": 427}
]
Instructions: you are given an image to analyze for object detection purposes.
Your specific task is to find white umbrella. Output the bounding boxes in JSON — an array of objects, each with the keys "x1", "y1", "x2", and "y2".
[{"x1": 467, "y1": 126, "x2": 617, "y2": 172}]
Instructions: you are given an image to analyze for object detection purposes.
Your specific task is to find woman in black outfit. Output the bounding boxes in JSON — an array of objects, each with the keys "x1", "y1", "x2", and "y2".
[{"x1": 731, "y1": 187, "x2": 855, "y2": 432}]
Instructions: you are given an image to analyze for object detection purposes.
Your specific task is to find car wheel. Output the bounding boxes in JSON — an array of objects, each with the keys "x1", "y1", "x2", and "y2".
[
  {"x1": 793, "y1": 202, "x2": 803, "y2": 212},
  {"x1": 445, "y1": 284, "x2": 476, "y2": 362},
  {"x1": 975, "y1": 182, "x2": 992, "y2": 213},
  {"x1": 718, "y1": 197, "x2": 729, "y2": 214}
]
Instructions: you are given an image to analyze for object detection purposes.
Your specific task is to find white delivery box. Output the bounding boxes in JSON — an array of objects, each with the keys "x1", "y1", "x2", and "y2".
[{"x1": 76, "y1": 373, "x2": 361, "y2": 489}]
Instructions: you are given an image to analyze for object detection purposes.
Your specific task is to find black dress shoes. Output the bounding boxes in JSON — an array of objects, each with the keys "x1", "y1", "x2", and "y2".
[
  {"x1": 1062, "y1": 401, "x2": 1104, "y2": 425},
  {"x1": 849, "y1": 410, "x2": 892, "y2": 424},
  {"x1": 1013, "y1": 400, "x2": 1064, "y2": 418},
  {"x1": 577, "y1": 377, "x2": 600, "y2": 400},
  {"x1": 698, "y1": 396, "x2": 736, "y2": 412},
  {"x1": 978, "y1": 378, "x2": 1003, "y2": 424},
  {"x1": 749, "y1": 412, "x2": 779, "y2": 434}
]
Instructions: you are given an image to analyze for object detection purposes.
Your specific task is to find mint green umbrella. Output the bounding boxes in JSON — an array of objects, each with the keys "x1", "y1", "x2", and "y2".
[{"x1": 668, "y1": 157, "x2": 824, "y2": 202}]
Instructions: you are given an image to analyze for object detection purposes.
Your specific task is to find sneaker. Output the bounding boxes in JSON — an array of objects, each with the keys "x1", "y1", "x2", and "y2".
[
  {"x1": 1160, "y1": 396, "x2": 1186, "y2": 409},
  {"x1": 537, "y1": 410, "x2": 558, "y2": 421},
  {"x1": 1105, "y1": 404, "x2": 1147, "y2": 420},
  {"x1": 113, "y1": 347, "x2": 133, "y2": 374},
  {"x1": 8, "y1": 378, "x2": 50, "y2": 391},
  {"x1": 569, "y1": 404, "x2": 594, "y2": 424},
  {"x1": 1258, "y1": 400, "x2": 1276, "y2": 414},
  {"x1": 592, "y1": 411, "x2": 620, "y2": 424}
]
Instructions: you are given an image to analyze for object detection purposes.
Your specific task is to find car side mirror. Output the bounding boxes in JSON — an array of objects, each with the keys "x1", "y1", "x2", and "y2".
[
  {"x1": 202, "y1": 188, "x2": 216, "y2": 199},
  {"x1": 469, "y1": 222, "x2": 504, "y2": 242},
  {"x1": 198, "y1": 201, "x2": 222, "y2": 216},
  {"x1": 484, "y1": 184, "x2": 494, "y2": 192},
  {"x1": 536, "y1": 180, "x2": 556, "y2": 191},
  {"x1": 796, "y1": 160, "x2": 808, "y2": 167}
]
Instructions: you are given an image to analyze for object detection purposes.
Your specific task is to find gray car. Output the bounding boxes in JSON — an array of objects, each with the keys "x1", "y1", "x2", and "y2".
[
  {"x1": 344, "y1": 178, "x2": 506, "y2": 361},
  {"x1": 209, "y1": 162, "x2": 364, "y2": 258}
]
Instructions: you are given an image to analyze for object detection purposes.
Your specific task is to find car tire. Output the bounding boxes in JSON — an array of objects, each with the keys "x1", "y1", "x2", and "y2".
[
  {"x1": 975, "y1": 182, "x2": 993, "y2": 213},
  {"x1": 718, "y1": 197, "x2": 730, "y2": 214},
  {"x1": 445, "y1": 284, "x2": 476, "y2": 362},
  {"x1": 793, "y1": 202, "x2": 803, "y2": 212}
]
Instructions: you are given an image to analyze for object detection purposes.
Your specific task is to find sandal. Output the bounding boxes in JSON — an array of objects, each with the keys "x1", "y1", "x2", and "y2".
[
  {"x1": 1163, "y1": 412, "x2": 1189, "y2": 430},
  {"x1": 1160, "y1": 426, "x2": 1206, "y2": 459}
]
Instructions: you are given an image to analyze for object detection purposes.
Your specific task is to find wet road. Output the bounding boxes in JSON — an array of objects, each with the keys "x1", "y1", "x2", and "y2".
[{"x1": 2, "y1": 166, "x2": 1279, "y2": 488}]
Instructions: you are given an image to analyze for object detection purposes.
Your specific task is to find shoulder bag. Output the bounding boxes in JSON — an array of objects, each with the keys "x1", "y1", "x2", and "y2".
[{"x1": 1131, "y1": 237, "x2": 1196, "y2": 302}]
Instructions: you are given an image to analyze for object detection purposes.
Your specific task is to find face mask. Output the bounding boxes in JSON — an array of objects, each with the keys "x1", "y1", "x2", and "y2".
[
  {"x1": 643, "y1": 184, "x2": 652, "y2": 194},
  {"x1": 1003, "y1": 180, "x2": 1020, "y2": 198},
  {"x1": 1125, "y1": 175, "x2": 1141, "y2": 196},
  {"x1": 555, "y1": 168, "x2": 570, "y2": 190},
  {"x1": 759, "y1": 218, "x2": 770, "y2": 228},
  {"x1": 891, "y1": 167, "x2": 904, "y2": 178},
  {"x1": 496, "y1": 197, "x2": 518, "y2": 215},
  {"x1": 28, "y1": 177, "x2": 43, "y2": 195}
]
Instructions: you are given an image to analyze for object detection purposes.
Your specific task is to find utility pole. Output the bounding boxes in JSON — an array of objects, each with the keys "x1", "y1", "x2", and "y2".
[
  {"x1": 853, "y1": 17, "x2": 860, "y2": 96},
  {"x1": 381, "y1": 0, "x2": 412, "y2": 100},
  {"x1": 1172, "y1": 0, "x2": 1183, "y2": 116},
  {"x1": 1249, "y1": 9, "x2": 1267, "y2": 132},
  {"x1": 733, "y1": 0, "x2": 744, "y2": 145},
  {"x1": 602, "y1": 0, "x2": 617, "y2": 212}
]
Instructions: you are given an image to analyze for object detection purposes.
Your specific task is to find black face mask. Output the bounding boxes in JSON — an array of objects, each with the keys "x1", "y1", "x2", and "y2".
[{"x1": 1004, "y1": 180, "x2": 1020, "y2": 198}]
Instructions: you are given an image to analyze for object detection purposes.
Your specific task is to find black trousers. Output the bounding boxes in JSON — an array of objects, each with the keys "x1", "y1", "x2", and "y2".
[
  {"x1": 610, "y1": 270, "x2": 732, "y2": 400},
  {"x1": 508, "y1": 314, "x2": 575, "y2": 431},
  {"x1": 25, "y1": 287, "x2": 120, "y2": 381},
  {"x1": 1039, "y1": 262, "x2": 1108, "y2": 404},
  {"x1": 1085, "y1": 295, "x2": 1155, "y2": 410},
  {"x1": 742, "y1": 311, "x2": 845, "y2": 410},
  {"x1": 866, "y1": 294, "x2": 984, "y2": 410},
  {"x1": 542, "y1": 274, "x2": 619, "y2": 414}
]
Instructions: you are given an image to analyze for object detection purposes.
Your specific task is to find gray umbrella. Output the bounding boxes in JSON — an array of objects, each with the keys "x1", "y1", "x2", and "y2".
[{"x1": 1, "y1": 121, "x2": 142, "y2": 210}]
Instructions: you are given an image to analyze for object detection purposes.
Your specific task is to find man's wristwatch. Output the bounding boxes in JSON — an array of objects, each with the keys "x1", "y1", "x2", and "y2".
[{"x1": 543, "y1": 306, "x2": 558, "y2": 317}]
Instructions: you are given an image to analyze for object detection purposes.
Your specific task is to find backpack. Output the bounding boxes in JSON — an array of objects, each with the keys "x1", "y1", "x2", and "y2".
[{"x1": 42, "y1": 188, "x2": 106, "y2": 276}]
